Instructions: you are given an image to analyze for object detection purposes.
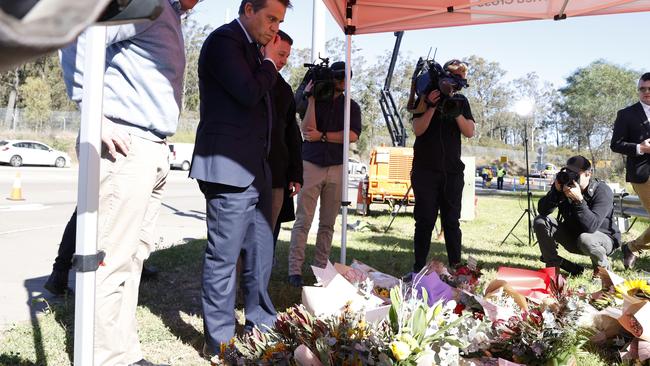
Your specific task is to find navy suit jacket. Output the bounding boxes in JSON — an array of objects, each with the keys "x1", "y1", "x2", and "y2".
[
  {"x1": 190, "y1": 20, "x2": 277, "y2": 187},
  {"x1": 611, "y1": 102, "x2": 650, "y2": 183}
]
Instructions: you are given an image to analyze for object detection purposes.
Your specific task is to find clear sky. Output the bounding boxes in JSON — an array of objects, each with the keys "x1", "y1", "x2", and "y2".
[{"x1": 190, "y1": 1, "x2": 648, "y2": 87}]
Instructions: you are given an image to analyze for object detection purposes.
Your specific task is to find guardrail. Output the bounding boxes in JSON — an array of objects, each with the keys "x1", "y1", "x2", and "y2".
[{"x1": 614, "y1": 193, "x2": 649, "y2": 219}]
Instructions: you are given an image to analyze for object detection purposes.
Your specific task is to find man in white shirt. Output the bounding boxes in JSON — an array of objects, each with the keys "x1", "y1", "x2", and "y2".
[{"x1": 610, "y1": 72, "x2": 650, "y2": 269}]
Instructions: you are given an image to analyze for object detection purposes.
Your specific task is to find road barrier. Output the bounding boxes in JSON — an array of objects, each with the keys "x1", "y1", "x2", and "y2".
[{"x1": 614, "y1": 193, "x2": 648, "y2": 219}]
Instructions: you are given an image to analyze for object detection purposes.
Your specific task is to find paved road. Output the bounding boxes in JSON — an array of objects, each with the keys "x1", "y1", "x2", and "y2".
[{"x1": 0, "y1": 166, "x2": 206, "y2": 328}]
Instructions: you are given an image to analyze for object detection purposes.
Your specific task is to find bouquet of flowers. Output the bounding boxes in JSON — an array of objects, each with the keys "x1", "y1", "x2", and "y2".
[{"x1": 480, "y1": 271, "x2": 586, "y2": 366}]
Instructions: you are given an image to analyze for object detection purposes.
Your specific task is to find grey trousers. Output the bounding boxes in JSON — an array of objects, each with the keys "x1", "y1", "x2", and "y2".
[{"x1": 533, "y1": 215, "x2": 614, "y2": 269}]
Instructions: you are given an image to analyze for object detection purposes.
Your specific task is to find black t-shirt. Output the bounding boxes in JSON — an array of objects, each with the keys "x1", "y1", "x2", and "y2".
[
  {"x1": 302, "y1": 94, "x2": 362, "y2": 167},
  {"x1": 412, "y1": 94, "x2": 474, "y2": 174}
]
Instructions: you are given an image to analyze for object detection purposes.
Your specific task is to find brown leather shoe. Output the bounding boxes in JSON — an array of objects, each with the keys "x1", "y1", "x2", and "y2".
[{"x1": 622, "y1": 244, "x2": 637, "y2": 270}]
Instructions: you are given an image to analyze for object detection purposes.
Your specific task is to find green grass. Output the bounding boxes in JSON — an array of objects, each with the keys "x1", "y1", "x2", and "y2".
[{"x1": 1, "y1": 195, "x2": 647, "y2": 365}]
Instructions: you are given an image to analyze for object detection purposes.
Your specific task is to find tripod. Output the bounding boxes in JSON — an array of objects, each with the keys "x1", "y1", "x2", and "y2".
[{"x1": 501, "y1": 124, "x2": 537, "y2": 246}]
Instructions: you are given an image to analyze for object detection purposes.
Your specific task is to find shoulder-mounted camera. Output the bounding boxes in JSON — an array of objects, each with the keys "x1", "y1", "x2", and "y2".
[{"x1": 407, "y1": 57, "x2": 469, "y2": 116}]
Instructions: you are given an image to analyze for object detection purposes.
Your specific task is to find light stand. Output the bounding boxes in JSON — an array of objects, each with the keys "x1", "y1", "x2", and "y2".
[{"x1": 501, "y1": 100, "x2": 536, "y2": 246}]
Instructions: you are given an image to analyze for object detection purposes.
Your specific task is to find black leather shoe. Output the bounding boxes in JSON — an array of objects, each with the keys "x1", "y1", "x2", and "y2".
[
  {"x1": 288, "y1": 275, "x2": 303, "y2": 287},
  {"x1": 44, "y1": 270, "x2": 72, "y2": 296},
  {"x1": 559, "y1": 259, "x2": 584, "y2": 276},
  {"x1": 622, "y1": 244, "x2": 637, "y2": 270},
  {"x1": 128, "y1": 359, "x2": 169, "y2": 366},
  {"x1": 141, "y1": 263, "x2": 159, "y2": 281}
]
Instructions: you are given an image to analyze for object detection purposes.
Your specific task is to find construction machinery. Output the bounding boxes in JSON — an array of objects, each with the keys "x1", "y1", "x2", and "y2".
[{"x1": 357, "y1": 31, "x2": 415, "y2": 214}]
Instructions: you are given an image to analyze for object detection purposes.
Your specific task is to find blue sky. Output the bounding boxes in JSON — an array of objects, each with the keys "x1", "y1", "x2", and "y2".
[{"x1": 190, "y1": 1, "x2": 647, "y2": 87}]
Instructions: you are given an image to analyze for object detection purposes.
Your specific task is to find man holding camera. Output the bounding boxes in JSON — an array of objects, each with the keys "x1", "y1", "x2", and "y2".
[
  {"x1": 410, "y1": 59, "x2": 475, "y2": 272},
  {"x1": 534, "y1": 156, "x2": 620, "y2": 276},
  {"x1": 287, "y1": 61, "x2": 362, "y2": 287},
  {"x1": 610, "y1": 72, "x2": 650, "y2": 269}
]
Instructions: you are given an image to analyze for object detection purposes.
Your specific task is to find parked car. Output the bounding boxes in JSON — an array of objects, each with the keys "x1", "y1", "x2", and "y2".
[
  {"x1": 168, "y1": 142, "x2": 194, "y2": 171},
  {"x1": 529, "y1": 163, "x2": 558, "y2": 178},
  {"x1": 0, "y1": 139, "x2": 71, "y2": 167},
  {"x1": 348, "y1": 158, "x2": 367, "y2": 175}
]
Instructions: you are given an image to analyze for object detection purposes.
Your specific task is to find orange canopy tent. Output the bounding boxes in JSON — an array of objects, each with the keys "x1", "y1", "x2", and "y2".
[
  {"x1": 322, "y1": 0, "x2": 650, "y2": 34},
  {"x1": 326, "y1": 0, "x2": 650, "y2": 264}
]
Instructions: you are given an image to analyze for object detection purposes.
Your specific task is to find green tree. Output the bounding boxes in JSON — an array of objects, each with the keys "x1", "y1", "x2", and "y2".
[
  {"x1": 558, "y1": 60, "x2": 639, "y2": 164},
  {"x1": 181, "y1": 17, "x2": 211, "y2": 113},
  {"x1": 20, "y1": 76, "x2": 52, "y2": 131},
  {"x1": 461, "y1": 55, "x2": 512, "y2": 143}
]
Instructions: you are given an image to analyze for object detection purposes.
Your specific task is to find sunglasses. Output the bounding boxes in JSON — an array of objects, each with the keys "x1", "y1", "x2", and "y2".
[{"x1": 639, "y1": 87, "x2": 650, "y2": 93}]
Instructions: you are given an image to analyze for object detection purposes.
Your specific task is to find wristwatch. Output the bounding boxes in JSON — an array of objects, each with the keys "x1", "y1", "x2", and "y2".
[{"x1": 320, "y1": 132, "x2": 328, "y2": 142}]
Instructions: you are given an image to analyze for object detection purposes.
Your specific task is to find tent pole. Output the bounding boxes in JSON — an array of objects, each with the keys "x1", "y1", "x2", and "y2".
[
  {"x1": 74, "y1": 25, "x2": 106, "y2": 366},
  {"x1": 340, "y1": 33, "x2": 352, "y2": 265},
  {"x1": 311, "y1": 0, "x2": 326, "y2": 62}
]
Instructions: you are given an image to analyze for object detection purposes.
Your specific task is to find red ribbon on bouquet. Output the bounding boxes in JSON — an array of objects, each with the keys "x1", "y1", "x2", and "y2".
[{"x1": 495, "y1": 267, "x2": 557, "y2": 300}]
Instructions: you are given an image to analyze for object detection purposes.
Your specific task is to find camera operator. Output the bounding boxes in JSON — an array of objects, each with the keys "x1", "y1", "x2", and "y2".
[
  {"x1": 410, "y1": 59, "x2": 475, "y2": 272},
  {"x1": 287, "y1": 61, "x2": 362, "y2": 287},
  {"x1": 534, "y1": 156, "x2": 620, "y2": 276}
]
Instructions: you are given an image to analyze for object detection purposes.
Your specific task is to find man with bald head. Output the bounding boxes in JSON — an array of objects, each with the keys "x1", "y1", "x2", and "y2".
[{"x1": 189, "y1": 0, "x2": 292, "y2": 356}]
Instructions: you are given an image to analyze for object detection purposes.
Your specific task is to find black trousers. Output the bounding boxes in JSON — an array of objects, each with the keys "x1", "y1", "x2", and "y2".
[
  {"x1": 497, "y1": 177, "x2": 504, "y2": 189},
  {"x1": 52, "y1": 209, "x2": 77, "y2": 272},
  {"x1": 411, "y1": 168, "x2": 464, "y2": 272}
]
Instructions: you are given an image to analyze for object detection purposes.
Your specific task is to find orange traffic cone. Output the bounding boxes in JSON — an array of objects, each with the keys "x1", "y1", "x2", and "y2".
[{"x1": 7, "y1": 172, "x2": 25, "y2": 201}]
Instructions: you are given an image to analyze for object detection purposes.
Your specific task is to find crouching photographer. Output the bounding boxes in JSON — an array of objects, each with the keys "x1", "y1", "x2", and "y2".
[
  {"x1": 534, "y1": 155, "x2": 620, "y2": 276},
  {"x1": 409, "y1": 59, "x2": 475, "y2": 272}
]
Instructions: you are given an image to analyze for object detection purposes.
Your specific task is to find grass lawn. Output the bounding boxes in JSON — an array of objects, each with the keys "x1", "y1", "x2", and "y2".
[{"x1": 1, "y1": 194, "x2": 647, "y2": 365}]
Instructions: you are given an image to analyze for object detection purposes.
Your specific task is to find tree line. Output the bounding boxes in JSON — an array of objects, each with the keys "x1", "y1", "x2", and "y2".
[{"x1": 0, "y1": 18, "x2": 641, "y2": 181}]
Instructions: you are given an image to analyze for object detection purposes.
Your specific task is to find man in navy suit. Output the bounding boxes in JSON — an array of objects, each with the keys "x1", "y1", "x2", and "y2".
[
  {"x1": 611, "y1": 72, "x2": 650, "y2": 269},
  {"x1": 189, "y1": 0, "x2": 292, "y2": 355}
]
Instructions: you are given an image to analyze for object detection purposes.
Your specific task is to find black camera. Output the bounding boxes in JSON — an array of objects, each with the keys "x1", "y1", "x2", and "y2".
[
  {"x1": 407, "y1": 58, "x2": 469, "y2": 116},
  {"x1": 556, "y1": 167, "x2": 579, "y2": 188},
  {"x1": 295, "y1": 57, "x2": 340, "y2": 117}
]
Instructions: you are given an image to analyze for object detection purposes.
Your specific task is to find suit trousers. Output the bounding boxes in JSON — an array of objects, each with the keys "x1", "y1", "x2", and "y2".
[
  {"x1": 288, "y1": 161, "x2": 342, "y2": 276},
  {"x1": 631, "y1": 180, "x2": 650, "y2": 252},
  {"x1": 199, "y1": 174, "x2": 276, "y2": 350},
  {"x1": 411, "y1": 169, "x2": 464, "y2": 271},
  {"x1": 94, "y1": 136, "x2": 169, "y2": 366},
  {"x1": 534, "y1": 215, "x2": 614, "y2": 269}
]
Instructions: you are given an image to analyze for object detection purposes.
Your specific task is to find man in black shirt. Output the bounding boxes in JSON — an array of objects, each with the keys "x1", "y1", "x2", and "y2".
[
  {"x1": 269, "y1": 30, "x2": 303, "y2": 231},
  {"x1": 410, "y1": 59, "x2": 475, "y2": 272},
  {"x1": 534, "y1": 155, "x2": 620, "y2": 276},
  {"x1": 287, "y1": 61, "x2": 362, "y2": 286}
]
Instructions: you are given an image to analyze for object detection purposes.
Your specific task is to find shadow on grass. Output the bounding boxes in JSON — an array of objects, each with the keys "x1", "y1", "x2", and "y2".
[
  {"x1": 21, "y1": 276, "x2": 75, "y2": 365},
  {"x1": 0, "y1": 353, "x2": 39, "y2": 366},
  {"x1": 138, "y1": 240, "x2": 206, "y2": 355}
]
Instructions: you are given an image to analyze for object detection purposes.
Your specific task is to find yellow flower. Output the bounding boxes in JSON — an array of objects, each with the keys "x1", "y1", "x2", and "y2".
[
  {"x1": 615, "y1": 279, "x2": 650, "y2": 298},
  {"x1": 398, "y1": 333, "x2": 420, "y2": 350},
  {"x1": 390, "y1": 340, "x2": 412, "y2": 361}
]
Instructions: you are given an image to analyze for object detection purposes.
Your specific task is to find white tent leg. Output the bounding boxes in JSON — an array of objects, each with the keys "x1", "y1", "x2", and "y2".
[
  {"x1": 340, "y1": 33, "x2": 352, "y2": 265},
  {"x1": 311, "y1": 0, "x2": 326, "y2": 62},
  {"x1": 74, "y1": 25, "x2": 106, "y2": 366}
]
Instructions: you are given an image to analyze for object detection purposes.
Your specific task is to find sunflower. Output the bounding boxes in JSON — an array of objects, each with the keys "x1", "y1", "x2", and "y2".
[{"x1": 615, "y1": 279, "x2": 650, "y2": 299}]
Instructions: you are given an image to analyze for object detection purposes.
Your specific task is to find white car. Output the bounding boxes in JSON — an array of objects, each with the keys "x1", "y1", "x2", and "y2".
[
  {"x1": 0, "y1": 139, "x2": 71, "y2": 168},
  {"x1": 348, "y1": 158, "x2": 368, "y2": 175},
  {"x1": 168, "y1": 142, "x2": 194, "y2": 171}
]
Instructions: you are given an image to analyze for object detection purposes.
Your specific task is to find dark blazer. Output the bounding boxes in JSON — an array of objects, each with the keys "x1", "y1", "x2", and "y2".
[
  {"x1": 611, "y1": 102, "x2": 650, "y2": 183},
  {"x1": 190, "y1": 20, "x2": 277, "y2": 187},
  {"x1": 269, "y1": 75, "x2": 303, "y2": 189}
]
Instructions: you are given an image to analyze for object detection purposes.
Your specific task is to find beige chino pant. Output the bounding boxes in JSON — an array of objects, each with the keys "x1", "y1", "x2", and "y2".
[
  {"x1": 94, "y1": 136, "x2": 170, "y2": 366},
  {"x1": 288, "y1": 161, "x2": 342, "y2": 276},
  {"x1": 630, "y1": 180, "x2": 650, "y2": 252}
]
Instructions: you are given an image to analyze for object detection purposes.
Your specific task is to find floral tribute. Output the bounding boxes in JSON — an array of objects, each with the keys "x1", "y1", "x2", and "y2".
[{"x1": 208, "y1": 260, "x2": 650, "y2": 366}]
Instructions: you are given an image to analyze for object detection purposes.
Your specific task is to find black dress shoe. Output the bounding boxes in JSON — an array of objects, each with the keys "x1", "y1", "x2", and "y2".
[
  {"x1": 128, "y1": 358, "x2": 170, "y2": 366},
  {"x1": 288, "y1": 274, "x2": 303, "y2": 287},
  {"x1": 141, "y1": 263, "x2": 159, "y2": 281},
  {"x1": 44, "y1": 270, "x2": 72, "y2": 296},
  {"x1": 622, "y1": 244, "x2": 637, "y2": 270},
  {"x1": 559, "y1": 259, "x2": 584, "y2": 276}
]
